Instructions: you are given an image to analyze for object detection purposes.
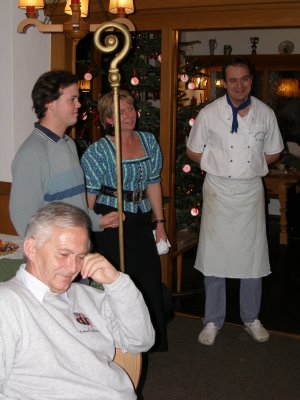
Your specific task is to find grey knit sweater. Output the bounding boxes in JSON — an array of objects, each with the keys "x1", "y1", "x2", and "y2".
[
  {"x1": 0, "y1": 268, "x2": 155, "y2": 399},
  {"x1": 9, "y1": 124, "x2": 102, "y2": 238}
]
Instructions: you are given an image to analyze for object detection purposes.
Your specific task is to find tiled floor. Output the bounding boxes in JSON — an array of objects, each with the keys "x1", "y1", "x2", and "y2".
[{"x1": 172, "y1": 216, "x2": 300, "y2": 335}]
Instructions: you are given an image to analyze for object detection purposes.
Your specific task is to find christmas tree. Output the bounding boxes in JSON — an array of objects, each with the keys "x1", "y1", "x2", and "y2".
[{"x1": 175, "y1": 75, "x2": 206, "y2": 232}]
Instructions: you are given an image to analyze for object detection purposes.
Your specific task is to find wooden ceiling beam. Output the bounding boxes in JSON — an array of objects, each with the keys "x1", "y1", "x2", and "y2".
[
  {"x1": 133, "y1": 0, "x2": 300, "y2": 8},
  {"x1": 48, "y1": 1, "x2": 300, "y2": 30},
  {"x1": 129, "y1": 5, "x2": 300, "y2": 31}
]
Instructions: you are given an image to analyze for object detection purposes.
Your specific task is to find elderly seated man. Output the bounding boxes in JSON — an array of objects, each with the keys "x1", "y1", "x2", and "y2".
[{"x1": 0, "y1": 202, "x2": 155, "y2": 400}]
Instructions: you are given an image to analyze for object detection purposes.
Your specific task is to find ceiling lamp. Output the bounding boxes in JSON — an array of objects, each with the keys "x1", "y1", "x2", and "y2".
[
  {"x1": 105, "y1": 0, "x2": 135, "y2": 31},
  {"x1": 18, "y1": 0, "x2": 135, "y2": 39},
  {"x1": 65, "y1": 0, "x2": 89, "y2": 18},
  {"x1": 18, "y1": 0, "x2": 89, "y2": 38},
  {"x1": 109, "y1": 0, "x2": 134, "y2": 17},
  {"x1": 18, "y1": 0, "x2": 44, "y2": 18}
]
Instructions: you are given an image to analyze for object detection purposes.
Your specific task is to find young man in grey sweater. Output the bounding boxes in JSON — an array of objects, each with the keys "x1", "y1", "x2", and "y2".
[
  {"x1": 10, "y1": 70, "x2": 120, "y2": 238},
  {"x1": 0, "y1": 202, "x2": 155, "y2": 399}
]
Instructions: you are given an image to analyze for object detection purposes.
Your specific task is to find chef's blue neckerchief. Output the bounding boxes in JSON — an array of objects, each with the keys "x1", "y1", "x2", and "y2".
[{"x1": 226, "y1": 92, "x2": 251, "y2": 133}]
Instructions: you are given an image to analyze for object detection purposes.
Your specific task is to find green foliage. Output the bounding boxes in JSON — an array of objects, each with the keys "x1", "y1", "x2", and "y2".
[
  {"x1": 175, "y1": 73, "x2": 206, "y2": 232},
  {"x1": 135, "y1": 100, "x2": 160, "y2": 136},
  {"x1": 175, "y1": 143, "x2": 205, "y2": 232},
  {"x1": 109, "y1": 31, "x2": 161, "y2": 138}
]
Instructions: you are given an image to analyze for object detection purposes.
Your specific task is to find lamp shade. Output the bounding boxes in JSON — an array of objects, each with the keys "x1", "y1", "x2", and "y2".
[
  {"x1": 109, "y1": 0, "x2": 134, "y2": 14},
  {"x1": 18, "y1": 0, "x2": 44, "y2": 8},
  {"x1": 65, "y1": 0, "x2": 89, "y2": 18}
]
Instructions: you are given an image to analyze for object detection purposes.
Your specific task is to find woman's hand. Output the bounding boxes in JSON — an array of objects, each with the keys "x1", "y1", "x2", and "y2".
[
  {"x1": 155, "y1": 222, "x2": 168, "y2": 243},
  {"x1": 99, "y1": 211, "x2": 125, "y2": 229},
  {"x1": 81, "y1": 253, "x2": 120, "y2": 284}
]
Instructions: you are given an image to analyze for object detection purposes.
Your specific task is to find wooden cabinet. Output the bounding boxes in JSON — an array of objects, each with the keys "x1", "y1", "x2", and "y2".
[{"x1": 264, "y1": 170, "x2": 300, "y2": 245}]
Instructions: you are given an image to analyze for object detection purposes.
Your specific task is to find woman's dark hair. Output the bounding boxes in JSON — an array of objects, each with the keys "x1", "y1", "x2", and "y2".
[
  {"x1": 31, "y1": 70, "x2": 78, "y2": 119},
  {"x1": 221, "y1": 56, "x2": 255, "y2": 82}
]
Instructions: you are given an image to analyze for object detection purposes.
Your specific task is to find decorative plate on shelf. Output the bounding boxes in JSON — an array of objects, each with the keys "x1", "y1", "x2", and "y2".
[{"x1": 278, "y1": 40, "x2": 294, "y2": 54}]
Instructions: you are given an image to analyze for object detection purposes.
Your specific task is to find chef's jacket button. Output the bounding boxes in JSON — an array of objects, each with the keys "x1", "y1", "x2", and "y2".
[
  {"x1": 247, "y1": 161, "x2": 250, "y2": 163},
  {"x1": 231, "y1": 145, "x2": 233, "y2": 148},
  {"x1": 230, "y1": 160, "x2": 233, "y2": 162},
  {"x1": 228, "y1": 176, "x2": 231, "y2": 178},
  {"x1": 248, "y1": 146, "x2": 250, "y2": 148}
]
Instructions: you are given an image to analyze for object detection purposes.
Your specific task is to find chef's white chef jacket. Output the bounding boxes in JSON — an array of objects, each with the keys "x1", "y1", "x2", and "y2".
[{"x1": 187, "y1": 95, "x2": 284, "y2": 178}]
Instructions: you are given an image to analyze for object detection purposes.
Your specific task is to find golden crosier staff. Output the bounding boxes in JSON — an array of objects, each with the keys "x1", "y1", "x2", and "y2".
[{"x1": 93, "y1": 22, "x2": 132, "y2": 273}]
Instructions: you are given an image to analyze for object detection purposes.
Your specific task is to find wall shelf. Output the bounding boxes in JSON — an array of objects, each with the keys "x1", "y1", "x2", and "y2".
[{"x1": 186, "y1": 54, "x2": 300, "y2": 71}]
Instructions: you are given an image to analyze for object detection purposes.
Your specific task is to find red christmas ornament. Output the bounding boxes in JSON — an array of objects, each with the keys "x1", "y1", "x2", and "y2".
[
  {"x1": 189, "y1": 118, "x2": 195, "y2": 126},
  {"x1": 131, "y1": 68, "x2": 139, "y2": 86},
  {"x1": 188, "y1": 82, "x2": 196, "y2": 90},
  {"x1": 131, "y1": 76, "x2": 140, "y2": 86},
  {"x1": 84, "y1": 72, "x2": 92, "y2": 81},
  {"x1": 182, "y1": 164, "x2": 191, "y2": 173},
  {"x1": 180, "y1": 74, "x2": 189, "y2": 83},
  {"x1": 191, "y1": 207, "x2": 199, "y2": 216}
]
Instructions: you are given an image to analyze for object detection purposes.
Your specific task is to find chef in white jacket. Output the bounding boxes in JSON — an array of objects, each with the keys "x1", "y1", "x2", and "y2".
[{"x1": 187, "y1": 56, "x2": 283, "y2": 346}]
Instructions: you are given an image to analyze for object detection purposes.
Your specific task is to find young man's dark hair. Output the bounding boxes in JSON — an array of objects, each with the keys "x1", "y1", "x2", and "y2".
[{"x1": 31, "y1": 70, "x2": 78, "y2": 119}]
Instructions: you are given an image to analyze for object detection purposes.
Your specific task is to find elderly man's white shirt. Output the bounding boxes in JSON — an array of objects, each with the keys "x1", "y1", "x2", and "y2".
[{"x1": 187, "y1": 95, "x2": 283, "y2": 178}]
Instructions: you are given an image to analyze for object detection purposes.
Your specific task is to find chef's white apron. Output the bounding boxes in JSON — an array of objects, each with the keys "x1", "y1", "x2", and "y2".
[{"x1": 195, "y1": 173, "x2": 270, "y2": 278}]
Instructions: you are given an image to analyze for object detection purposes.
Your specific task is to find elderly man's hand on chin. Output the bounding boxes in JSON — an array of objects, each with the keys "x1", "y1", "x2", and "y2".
[{"x1": 81, "y1": 253, "x2": 120, "y2": 285}]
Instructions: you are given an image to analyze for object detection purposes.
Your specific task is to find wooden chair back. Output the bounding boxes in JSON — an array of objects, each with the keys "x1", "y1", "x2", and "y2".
[{"x1": 113, "y1": 348, "x2": 142, "y2": 389}]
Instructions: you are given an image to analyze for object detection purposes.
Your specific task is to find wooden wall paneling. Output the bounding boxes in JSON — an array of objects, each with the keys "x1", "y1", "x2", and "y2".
[
  {"x1": 130, "y1": 4, "x2": 300, "y2": 31},
  {"x1": 47, "y1": 2, "x2": 300, "y2": 32},
  {"x1": 159, "y1": 29, "x2": 179, "y2": 288},
  {"x1": 0, "y1": 182, "x2": 17, "y2": 235},
  {"x1": 51, "y1": 34, "x2": 73, "y2": 72},
  {"x1": 133, "y1": 0, "x2": 300, "y2": 9},
  {"x1": 91, "y1": 45, "x2": 103, "y2": 143}
]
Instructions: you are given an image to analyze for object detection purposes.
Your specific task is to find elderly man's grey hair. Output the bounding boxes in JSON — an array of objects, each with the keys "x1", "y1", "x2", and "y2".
[{"x1": 25, "y1": 202, "x2": 91, "y2": 246}]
